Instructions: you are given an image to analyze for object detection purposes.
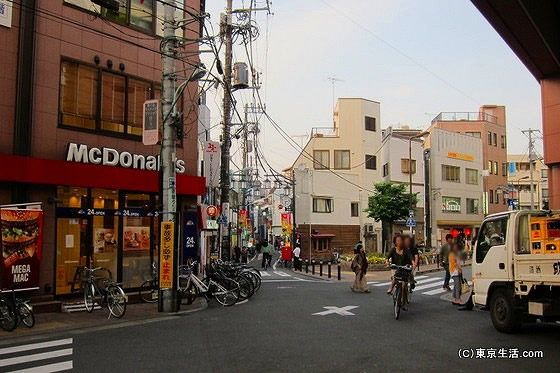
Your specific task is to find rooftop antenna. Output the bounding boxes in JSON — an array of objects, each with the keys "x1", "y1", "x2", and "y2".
[{"x1": 327, "y1": 76, "x2": 343, "y2": 113}]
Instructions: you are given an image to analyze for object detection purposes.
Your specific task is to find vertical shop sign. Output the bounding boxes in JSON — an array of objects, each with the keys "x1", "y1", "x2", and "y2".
[
  {"x1": 160, "y1": 222, "x2": 174, "y2": 289},
  {"x1": 1, "y1": 208, "x2": 43, "y2": 289},
  {"x1": 239, "y1": 210, "x2": 247, "y2": 228},
  {"x1": 142, "y1": 99, "x2": 159, "y2": 145},
  {"x1": 203, "y1": 141, "x2": 221, "y2": 187},
  {"x1": 281, "y1": 213, "x2": 292, "y2": 234},
  {"x1": 182, "y1": 212, "x2": 198, "y2": 263}
]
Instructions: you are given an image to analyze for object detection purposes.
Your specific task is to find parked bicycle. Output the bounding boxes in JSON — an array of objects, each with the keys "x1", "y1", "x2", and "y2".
[
  {"x1": 390, "y1": 264, "x2": 412, "y2": 320},
  {"x1": 82, "y1": 267, "x2": 127, "y2": 318},
  {"x1": 0, "y1": 287, "x2": 34, "y2": 331},
  {"x1": 139, "y1": 262, "x2": 159, "y2": 303},
  {"x1": 0, "y1": 292, "x2": 17, "y2": 332}
]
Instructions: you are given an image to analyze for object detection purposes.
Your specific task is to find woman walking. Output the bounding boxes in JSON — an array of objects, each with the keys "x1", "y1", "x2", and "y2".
[
  {"x1": 351, "y1": 244, "x2": 370, "y2": 293},
  {"x1": 449, "y1": 242, "x2": 462, "y2": 305}
]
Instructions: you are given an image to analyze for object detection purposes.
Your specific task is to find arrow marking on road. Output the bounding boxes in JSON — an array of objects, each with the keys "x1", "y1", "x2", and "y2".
[{"x1": 312, "y1": 306, "x2": 359, "y2": 316}]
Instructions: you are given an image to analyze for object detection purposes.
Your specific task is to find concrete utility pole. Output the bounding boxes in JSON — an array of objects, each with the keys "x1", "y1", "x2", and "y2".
[
  {"x1": 522, "y1": 129, "x2": 540, "y2": 210},
  {"x1": 161, "y1": 0, "x2": 178, "y2": 312},
  {"x1": 219, "y1": 0, "x2": 233, "y2": 259}
]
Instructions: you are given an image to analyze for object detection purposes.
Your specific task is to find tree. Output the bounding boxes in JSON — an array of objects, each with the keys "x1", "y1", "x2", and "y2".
[{"x1": 365, "y1": 182, "x2": 418, "y2": 252}]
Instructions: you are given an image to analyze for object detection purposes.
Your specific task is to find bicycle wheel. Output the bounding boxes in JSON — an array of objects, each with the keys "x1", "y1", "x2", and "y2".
[
  {"x1": 107, "y1": 285, "x2": 127, "y2": 318},
  {"x1": 237, "y1": 275, "x2": 253, "y2": 301},
  {"x1": 139, "y1": 280, "x2": 158, "y2": 303},
  {"x1": 17, "y1": 303, "x2": 35, "y2": 328},
  {"x1": 0, "y1": 299, "x2": 17, "y2": 332},
  {"x1": 84, "y1": 283, "x2": 95, "y2": 313},
  {"x1": 393, "y1": 285, "x2": 401, "y2": 320},
  {"x1": 213, "y1": 278, "x2": 239, "y2": 307},
  {"x1": 181, "y1": 279, "x2": 199, "y2": 305},
  {"x1": 407, "y1": 285, "x2": 413, "y2": 304},
  {"x1": 245, "y1": 271, "x2": 261, "y2": 293}
]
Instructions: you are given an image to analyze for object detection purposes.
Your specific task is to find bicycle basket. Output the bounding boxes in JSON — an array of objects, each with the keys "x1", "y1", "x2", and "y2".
[{"x1": 394, "y1": 268, "x2": 410, "y2": 282}]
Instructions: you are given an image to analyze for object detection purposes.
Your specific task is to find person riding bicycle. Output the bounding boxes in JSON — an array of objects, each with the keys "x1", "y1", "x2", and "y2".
[
  {"x1": 385, "y1": 234, "x2": 413, "y2": 310},
  {"x1": 403, "y1": 235, "x2": 419, "y2": 289},
  {"x1": 261, "y1": 241, "x2": 271, "y2": 269}
]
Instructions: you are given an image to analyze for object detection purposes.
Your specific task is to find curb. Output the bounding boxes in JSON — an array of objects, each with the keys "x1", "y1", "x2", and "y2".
[{"x1": 289, "y1": 268, "x2": 332, "y2": 282}]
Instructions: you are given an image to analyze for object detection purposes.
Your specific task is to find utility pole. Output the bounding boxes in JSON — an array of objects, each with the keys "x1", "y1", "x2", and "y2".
[
  {"x1": 522, "y1": 129, "x2": 540, "y2": 210},
  {"x1": 161, "y1": 0, "x2": 178, "y2": 312},
  {"x1": 219, "y1": 0, "x2": 233, "y2": 259}
]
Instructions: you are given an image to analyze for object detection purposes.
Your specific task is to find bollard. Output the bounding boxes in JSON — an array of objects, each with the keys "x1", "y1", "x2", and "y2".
[
  {"x1": 436, "y1": 254, "x2": 439, "y2": 269},
  {"x1": 328, "y1": 261, "x2": 331, "y2": 278},
  {"x1": 337, "y1": 262, "x2": 341, "y2": 280},
  {"x1": 285, "y1": 260, "x2": 288, "y2": 269},
  {"x1": 305, "y1": 259, "x2": 309, "y2": 273},
  {"x1": 312, "y1": 260, "x2": 315, "y2": 275},
  {"x1": 320, "y1": 261, "x2": 323, "y2": 276}
]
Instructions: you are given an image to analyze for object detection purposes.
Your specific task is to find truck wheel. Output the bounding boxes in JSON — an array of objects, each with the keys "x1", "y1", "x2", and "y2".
[{"x1": 489, "y1": 288, "x2": 521, "y2": 333}]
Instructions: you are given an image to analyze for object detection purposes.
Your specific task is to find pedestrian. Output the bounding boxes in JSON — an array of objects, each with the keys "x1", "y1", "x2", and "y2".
[
  {"x1": 449, "y1": 242, "x2": 462, "y2": 305},
  {"x1": 261, "y1": 240, "x2": 271, "y2": 269},
  {"x1": 403, "y1": 235, "x2": 418, "y2": 289},
  {"x1": 292, "y1": 244, "x2": 301, "y2": 271},
  {"x1": 440, "y1": 234, "x2": 453, "y2": 291},
  {"x1": 241, "y1": 246, "x2": 248, "y2": 264},
  {"x1": 354, "y1": 240, "x2": 363, "y2": 254},
  {"x1": 233, "y1": 245, "x2": 241, "y2": 263},
  {"x1": 351, "y1": 244, "x2": 370, "y2": 293}
]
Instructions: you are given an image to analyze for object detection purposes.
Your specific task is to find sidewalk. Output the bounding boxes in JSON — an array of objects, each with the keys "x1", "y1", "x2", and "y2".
[{"x1": 0, "y1": 298, "x2": 206, "y2": 343}]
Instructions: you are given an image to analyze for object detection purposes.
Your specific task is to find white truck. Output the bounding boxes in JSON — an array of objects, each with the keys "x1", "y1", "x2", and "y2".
[{"x1": 472, "y1": 210, "x2": 560, "y2": 333}]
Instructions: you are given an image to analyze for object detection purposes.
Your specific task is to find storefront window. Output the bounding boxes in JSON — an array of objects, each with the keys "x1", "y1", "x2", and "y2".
[
  {"x1": 91, "y1": 189, "x2": 119, "y2": 278},
  {"x1": 123, "y1": 193, "x2": 152, "y2": 288},
  {"x1": 57, "y1": 186, "x2": 88, "y2": 208},
  {"x1": 130, "y1": 0, "x2": 154, "y2": 31},
  {"x1": 56, "y1": 217, "x2": 88, "y2": 295}
]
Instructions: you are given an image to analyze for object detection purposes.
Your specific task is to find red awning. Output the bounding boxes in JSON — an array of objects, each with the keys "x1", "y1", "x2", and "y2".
[
  {"x1": 0, "y1": 153, "x2": 205, "y2": 196},
  {"x1": 311, "y1": 233, "x2": 335, "y2": 238}
]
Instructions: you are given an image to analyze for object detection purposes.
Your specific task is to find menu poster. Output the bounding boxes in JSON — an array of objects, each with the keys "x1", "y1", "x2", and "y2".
[
  {"x1": 93, "y1": 228, "x2": 117, "y2": 253},
  {"x1": 1, "y1": 208, "x2": 43, "y2": 290},
  {"x1": 124, "y1": 226, "x2": 150, "y2": 251}
]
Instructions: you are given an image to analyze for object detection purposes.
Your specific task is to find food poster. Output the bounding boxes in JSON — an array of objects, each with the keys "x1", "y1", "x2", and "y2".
[
  {"x1": 1, "y1": 208, "x2": 43, "y2": 289},
  {"x1": 124, "y1": 226, "x2": 150, "y2": 251},
  {"x1": 93, "y1": 228, "x2": 117, "y2": 253}
]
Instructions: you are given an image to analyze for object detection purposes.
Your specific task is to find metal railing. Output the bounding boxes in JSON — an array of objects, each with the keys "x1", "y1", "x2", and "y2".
[
  {"x1": 311, "y1": 127, "x2": 339, "y2": 138},
  {"x1": 432, "y1": 112, "x2": 498, "y2": 124}
]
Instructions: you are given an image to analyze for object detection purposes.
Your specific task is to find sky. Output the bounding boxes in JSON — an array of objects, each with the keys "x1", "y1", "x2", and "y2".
[{"x1": 201, "y1": 0, "x2": 543, "y2": 172}]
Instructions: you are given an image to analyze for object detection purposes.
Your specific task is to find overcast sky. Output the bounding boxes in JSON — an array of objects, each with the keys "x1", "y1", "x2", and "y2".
[{"x1": 201, "y1": 0, "x2": 543, "y2": 172}]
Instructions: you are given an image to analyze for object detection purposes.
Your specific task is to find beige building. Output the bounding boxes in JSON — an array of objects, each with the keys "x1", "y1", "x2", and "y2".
[
  {"x1": 289, "y1": 98, "x2": 383, "y2": 258},
  {"x1": 431, "y1": 105, "x2": 508, "y2": 215},
  {"x1": 425, "y1": 128, "x2": 484, "y2": 248},
  {"x1": 507, "y1": 154, "x2": 549, "y2": 210}
]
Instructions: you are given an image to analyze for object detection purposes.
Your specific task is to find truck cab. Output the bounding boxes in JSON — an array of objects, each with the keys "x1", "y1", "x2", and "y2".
[{"x1": 472, "y1": 210, "x2": 560, "y2": 333}]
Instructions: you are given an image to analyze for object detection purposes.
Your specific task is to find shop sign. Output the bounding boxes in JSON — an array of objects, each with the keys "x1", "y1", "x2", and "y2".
[
  {"x1": 447, "y1": 151, "x2": 474, "y2": 162},
  {"x1": 442, "y1": 197, "x2": 461, "y2": 213},
  {"x1": 0, "y1": 0, "x2": 12, "y2": 28},
  {"x1": 66, "y1": 143, "x2": 186, "y2": 174},
  {"x1": 142, "y1": 99, "x2": 159, "y2": 146},
  {"x1": 182, "y1": 212, "x2": 197, "y2": 263},
  {"x1": 1, "y1": 208, "x2": 43, "y2": 289},
  {"x1": 203, "y1": 141, "x2": 221, "y2": 187},
  {"x1": 239, "y1": 210, "x2": 248, "y2": 228},
  {"x1": 206, "y1": 220, "x2": 218, "y2": 230},
  {"x1": 206, "y1": 205, "x2": 217, "y2": 217},
  {"x1": 281, "y1": 213, "x2": 292, "y2": 234},
  {"x1": 160, "y1": 222, "x2": 174, "y2": 289},
  {"x1": 55, "y1": 207, "x2": 159, "y2": 218}
]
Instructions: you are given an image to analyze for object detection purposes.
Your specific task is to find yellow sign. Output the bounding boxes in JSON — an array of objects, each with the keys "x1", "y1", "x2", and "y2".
[
  {"x1": 447, "y1": 151, "x2": 474, "y2": 162},
  {"x1": 160, "y1": 222, "x2": 174, "y2": 289}
]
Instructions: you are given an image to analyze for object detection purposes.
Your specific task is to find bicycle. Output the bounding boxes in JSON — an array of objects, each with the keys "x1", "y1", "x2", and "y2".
[
  {"x1": 83, "y1": 267, "x2": 127, "y2": 318},
  {"x1": 179, "y1": 261, "x2": 240, "y2": 307},
  {"x1": 139, "y1": 262, "x2": 159, "y2": 303},
  {"x1": 390, "y1": 264, "x2": 412, "y2": 320},
  {"x1": 0, "y1": 293, "x2": 17, "y2": 332}
]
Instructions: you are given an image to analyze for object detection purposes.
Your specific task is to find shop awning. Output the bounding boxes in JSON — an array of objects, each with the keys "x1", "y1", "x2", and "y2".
[
  {"x1": 311, "y1": 233, "x2": 335, "y2": 238},
  {"x1": 0, "y1": 153, "x2": 205, "y2": 196}
]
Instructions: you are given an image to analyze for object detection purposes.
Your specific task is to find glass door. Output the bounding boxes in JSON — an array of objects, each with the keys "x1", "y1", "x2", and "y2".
[
  {"x1": 56, "y1": 217, "x2": 88, "y2": 295},
  {"x1": 91, "y1": 189, "x2": 119, "y2": 280}
]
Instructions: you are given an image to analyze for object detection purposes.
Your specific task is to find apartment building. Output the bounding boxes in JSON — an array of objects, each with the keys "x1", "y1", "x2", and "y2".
[
  {"x1": 507, "y1": 154, "x2": 549, "y2": 210},
  {"x1": 0, "y1": 1, "x2": 204, "y2": 297},
  {"x1": 424, "y1": 128, "x2": 484, "y2": 248},
  {"x1": 380, "y1": 126, "x2": 425, "y2": 244},
  {"x1": 290, "y1": 98, "x2": 383, "y2": 259},
  {"x1": 431, "y1": 105, "x2": 508, "y2": 215}
]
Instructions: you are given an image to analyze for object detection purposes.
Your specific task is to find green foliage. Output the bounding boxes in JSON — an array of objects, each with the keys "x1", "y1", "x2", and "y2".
[{"x1": 365, "y1": 182, "x2": 417, "y2": 225}]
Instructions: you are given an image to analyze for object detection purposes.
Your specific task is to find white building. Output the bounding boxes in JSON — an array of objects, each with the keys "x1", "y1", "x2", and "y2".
[{"x1": 424, "y1": 128, "x2": 484, "y2": 248}]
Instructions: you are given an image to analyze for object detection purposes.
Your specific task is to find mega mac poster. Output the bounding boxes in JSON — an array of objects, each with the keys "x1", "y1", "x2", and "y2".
[{"x1": 1, "y1": 209, "x2": 43, "y2": 289}]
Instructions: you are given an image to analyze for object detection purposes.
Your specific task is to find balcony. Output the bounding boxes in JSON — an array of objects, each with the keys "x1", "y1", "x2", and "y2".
[
  {"x1": 432, "y1": 112, "x2": 498, "y2": 124},
  {"x1": 311, "y1": 127, "x2": 339, "y2": 138}
]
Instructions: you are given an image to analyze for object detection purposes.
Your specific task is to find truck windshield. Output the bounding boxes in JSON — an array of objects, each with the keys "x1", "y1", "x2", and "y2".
[{"x1": 476, "y1": 217, "x2": 508, "y2": 263}]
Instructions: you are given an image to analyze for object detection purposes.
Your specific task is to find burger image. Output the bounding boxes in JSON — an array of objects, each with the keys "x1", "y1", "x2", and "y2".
[{"x1": 1, "y1": 209, "x2": 40, "y2": 268}]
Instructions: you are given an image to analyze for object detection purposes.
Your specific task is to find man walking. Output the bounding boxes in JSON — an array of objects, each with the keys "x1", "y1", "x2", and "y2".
[
  {"x1": 440, "y1": 234, "x2": 453, "y2": 291},
  {"x1": 293, "y1": 244, "x2": 301, "y2": 271}
]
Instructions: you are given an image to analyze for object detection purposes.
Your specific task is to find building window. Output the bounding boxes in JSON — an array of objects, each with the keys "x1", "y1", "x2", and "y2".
[
  {"x1": 313, "y1": 238, "x2": 330, "y2": 252},
  {"x1": 493, "y1": 133, "x2": 497, "y2": 146},
  {"x1": 313, "y1": 150, "x2": 329, "y2": 169},
  {"x1": 442, "y1": 165, "x2": 460, "y2": 182},
  {"x1": 127, "y1": 78, "x2": 152, "y2": 136},
  {"x1": 488, "y1": 160, "x2": 493, "y2": 174},
  {"x1": 334, "y1": 150, "x2": 350, "y2": 169},
  {"x1": 542, "y1": 189, "x2": 549, "y2": 198},
  {"x1": 60, "y1": 61, "x2": 98, "y2": 130},
  {"x1": 493, "y1": 161, "x2": 498, "y2": 175},
  {"x1": 101, "y1": 72, "x2": 126, "y2": 133},
  {"x1": 489, "y1": 189, "x2": 494, "y2": 203},
  {"x1": 467, "y1": 198, "x2": 479, "y2": 214},
  {"x1": 401, "y1": 159, "x2": 416, "y2": 174},
  {"x1": 496, "y1": 191, "x2": 500, "y2": 205},
  {"x1": 442, "y1": 197, "x2": 461, "y2": 213},
  {"x1": 542, "y1": 169, "x2": 548, "y2": 179},
  {"x1": 488, "y1": 131, "x2": 492, "y2": 145},
  {"x1": 350, "y1": 202, "x2": 359, "y2": 217},
  {"x1": 502, "y1": 163, "x2": 507, "y2": 177},
  {"x1": 465, "y1": 168, "x2": 478, "y2": 185},
  {"x1": 365, "y1": 155, "x2": 376, "y2": 170},
  {"x1": 501, "y1": 135, "x2": 506, "y2": 149},
  {"x1": 313, "y1": 198, "x2": 333, "y2": 213},
  {"x1": 365, "y1": 116, "x2": 376, "y2": 131},
  {"x1": 383, "y1": 162, "x2": 389, "y2": 177},
  {"x1": 465, "y1": 132, "x2": 481, "y2": 138}
]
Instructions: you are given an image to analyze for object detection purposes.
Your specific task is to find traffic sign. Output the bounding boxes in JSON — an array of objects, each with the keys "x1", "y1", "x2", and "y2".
[
  {"x1": 217, "y1": 214, "x2": 228, "y2": 224},
  {"x1": 207, "y1": 205, "x2": 217, "y2": 217},
  {"x1": 406, "y1": 218, "x2": 416, "y2": 227}
]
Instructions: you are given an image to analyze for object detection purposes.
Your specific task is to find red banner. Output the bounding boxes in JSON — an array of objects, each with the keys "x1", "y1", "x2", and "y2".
[
  {"x1": 239, "y1": 210, "x2": 248, "y2": 228},
  {"x1": 281, "y1": 213, "x2": 292, "y2": 234},
  {"x1": 1, "y1": 209, "x2": 43, "y2": 290}
]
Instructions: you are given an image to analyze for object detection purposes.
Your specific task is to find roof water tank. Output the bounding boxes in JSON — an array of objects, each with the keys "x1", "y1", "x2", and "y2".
[{"x1": 233, "y1": 62, "x2": 249, "y2": 89}]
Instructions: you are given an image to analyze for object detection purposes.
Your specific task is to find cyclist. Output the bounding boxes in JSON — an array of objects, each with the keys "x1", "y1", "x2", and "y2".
[
  {"x1": 385, "y1": 234, "x2": 413, "y2": 310},
  {"x1": 261, "y1": 241, "x2": 271, "y2": 269},
  {"x1": 403, "y1": 235, "x2": 419, "y2": 289}
]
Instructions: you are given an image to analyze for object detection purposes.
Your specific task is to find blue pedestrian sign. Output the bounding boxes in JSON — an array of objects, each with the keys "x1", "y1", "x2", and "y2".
[
  {"x1": 406, "y1": 218, "x2": 416, "y2": 227},
  {"x1": 217, "y1": 214, "x2": 228, "y2": 224}
]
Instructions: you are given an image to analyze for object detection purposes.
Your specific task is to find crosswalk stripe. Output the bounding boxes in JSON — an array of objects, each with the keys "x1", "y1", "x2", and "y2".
[
  {"x1": 422, "y1": 287, "x2": 448, "y2": 296},
  {"x1": 0, "y1": 349, "x2": 72, "y2": 368},
  {"x1": 8, "y1": 361, "x2": 73, "y2": 373},
  {"x1": 414, "y1": 281, "x2": 444, "y2": 291},
  {"x1": 274, "y1": 271, "x2": 291, "y2": 277},
  {"x1": 367, "y1": 281, "x2": 379, "y2": 284},
  {"x1": 414, "y1": 277, "x2": 442, "y2": 286},
  {"x1": 414, "y1": 275, "x2": 428, "y2": 280},
  {"x1": 372, "y1": 281, "x2": 392, "y2": 287},
  {"x1": 0, "y1": 339, "x2": 72, "y2": 356},
  {"x1": 260, "y1": 272, "x2": 270, "y2": 277}
]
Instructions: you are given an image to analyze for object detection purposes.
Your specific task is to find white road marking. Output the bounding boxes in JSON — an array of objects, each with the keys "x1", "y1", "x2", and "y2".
[
  {"x1": 273, "y1": 271, "x2": 291, "y2": 277},
  {"x1": 312, "y1": 306, "x2": 359, "y2": 316},
  {"x1": 413, "y1": 281, "x2": 445, "y2": 291},
  {"x1": 367, "y1": 281, "x2": 379, "y2": 285},
  {"x1": 260, "y1": 271, "x2": 271, "y2": 277},
  {"x1": 8, "y1": 361, "x2": 73, "y2": 373},
  {"x1": 272, "y1": 257, "x2": 281, "y2": 270},
  {"x1": 234, "y1": 299, "x2": 249, "y2": 306},
  {"x1": 422, "y1": 287, "x2": 448, "y2": 296},
  {"x1": 0, "y1": 339, "x2": 72, "y2": 356},
  {"x1": 0, "y1": 349, "x2": 73, "y2": 368},
  {"x1": 276, "y1": 286, "x2": 293, "y2": 289},
  {"x1": 413, "y1": 277, "x2": 442, "y2": 286},
  {"x1": 372, "y1": 281, "x2": 392, "y2": 287},
  {"x1": 262, "y1": 279, "x2": 318, "y2": 283}
]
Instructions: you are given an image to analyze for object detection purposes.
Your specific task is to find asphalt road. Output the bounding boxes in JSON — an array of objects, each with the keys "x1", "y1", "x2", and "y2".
[{"x1": 2, "y1": 264, "x2": 559, "y2": 373}]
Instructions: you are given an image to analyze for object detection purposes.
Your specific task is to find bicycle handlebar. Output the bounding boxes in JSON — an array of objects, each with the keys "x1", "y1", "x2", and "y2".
[{"x1": 390, "y1": 264, "x2": 412, "y2": 271}]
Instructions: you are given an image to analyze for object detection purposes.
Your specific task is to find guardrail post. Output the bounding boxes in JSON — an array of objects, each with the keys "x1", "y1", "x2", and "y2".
[
  {"x1": 312, "y1": 260, "x2": 315, "y2": 275},
  {"x1": 305, "y1": 259, "x2": 309, "y2": 273},
  {"x1": 337, "y1": 262, "x2": 341, "y2": 281},
  {"x1": 319, "y1": 261, "x2": 323, "y2": 276},
  {"x1": 328, "y1": 261, "x2": 331, "y2": 278}
]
